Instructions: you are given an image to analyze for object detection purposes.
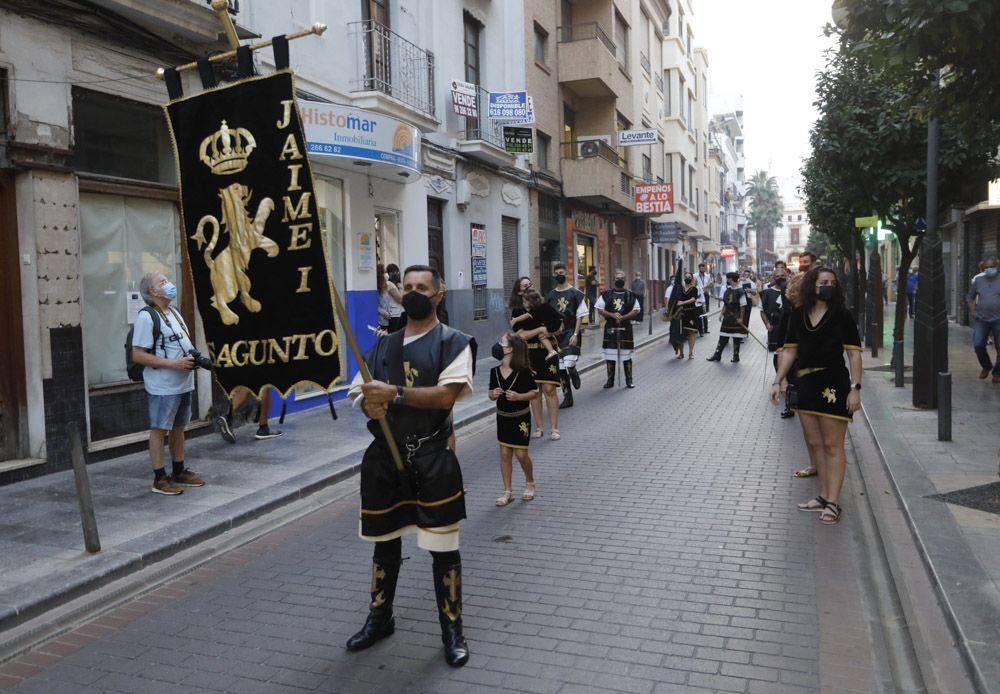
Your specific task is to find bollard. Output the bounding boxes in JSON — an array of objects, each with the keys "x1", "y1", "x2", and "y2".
[
  {"x1": 67, "y1": 422, "x2": 101, "y2": 553},
  {"x1": 893, "y1": 341, "x2": 905, "y2": 388},
  {"x1": 937, "y1": 372, "x2": 952, "y2": 442}
]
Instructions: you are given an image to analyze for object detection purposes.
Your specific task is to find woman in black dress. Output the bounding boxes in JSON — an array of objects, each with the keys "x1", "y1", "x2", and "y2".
[
  {"x1": 513, "y1": 289, "x2": 563, "y2": 440},
  {"x1": 770, "y1": 268, "x2": 862, "y2": 525},
  {"x1": 488, "y1": 333, "x2": 538, "y2": 506},
  {"x1": 677, "y1": 273, "x2": 701, "y2": 359}
]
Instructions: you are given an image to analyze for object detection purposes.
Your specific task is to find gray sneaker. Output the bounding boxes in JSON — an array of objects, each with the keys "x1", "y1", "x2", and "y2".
[
  {"x1": 254, "y1": 426, "x2": 283, "y2": 440},
  {"x1": 216, "y1": 416, "x2": 236, "y2": 444}
]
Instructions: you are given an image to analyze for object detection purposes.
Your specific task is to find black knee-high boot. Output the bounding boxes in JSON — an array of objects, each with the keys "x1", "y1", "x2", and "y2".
[
  {"x1": 706, "y1": 337, "x2": 728, "y2": 361},
  {"x1": 732, "y1": 338, "x2": 742, "y2": 363},
  {"x1": 568, "y1": 365, "x2": 581, "y2": 390},
  {"x1": 558, "y1": 370, "x2": 574, "y2": 409},
  {"x1": 603, "y1": 360, "x2": 615, "y2": 388},
  {"x1": 432, "y1": 553, "x2": 469, "y2": 667},
  {"x1": 623, "y1": 359, "x2": 635, "y2": 388},
  {"x1": 346, "y1": 542, "x2": 401, "y2": 651}
]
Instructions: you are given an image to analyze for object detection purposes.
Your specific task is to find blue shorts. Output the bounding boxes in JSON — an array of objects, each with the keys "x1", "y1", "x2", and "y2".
[{"x1": 147, "y1": 391, "x2": 193, "y2": 431}]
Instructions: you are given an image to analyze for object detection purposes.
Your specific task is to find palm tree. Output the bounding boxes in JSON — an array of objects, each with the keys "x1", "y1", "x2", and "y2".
[{"x1": 745, "y1": 171, "x2": 784, "y2": 271}]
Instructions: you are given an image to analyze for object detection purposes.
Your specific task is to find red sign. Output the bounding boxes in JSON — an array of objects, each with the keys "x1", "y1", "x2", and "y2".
[
  {"x1": 720, "y1": 246, "x2": 737, "y2": 259},
  {"x1": 634, "y1": 183, "x2": 673, "y2": 214}
]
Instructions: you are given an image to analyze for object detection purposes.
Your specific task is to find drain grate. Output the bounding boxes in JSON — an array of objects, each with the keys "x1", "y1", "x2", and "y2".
[{"x1": 928, "y1": 481, "x2": 1000, "y2": 515}]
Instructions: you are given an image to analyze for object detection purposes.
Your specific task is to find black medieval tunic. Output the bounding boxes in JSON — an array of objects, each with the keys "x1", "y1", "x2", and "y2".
[
  {"x1": 355, "y1": 324, "x2": 475, "y2": 550},
  {"x1": 545, "y1": 286, "x2": 587, "y2": 353},
  {"x1": 597, "y1": 289, "x2": 637, "y2": 359},
  {"x1": 490, "y1": 366, "x2": 537, "y2": 449},
  {"x1": 514, "y1": 304, "x2": 562, "y2": 385},
  {"x1": 720, "y1": 287, "x2": 752, "y2": 339}
]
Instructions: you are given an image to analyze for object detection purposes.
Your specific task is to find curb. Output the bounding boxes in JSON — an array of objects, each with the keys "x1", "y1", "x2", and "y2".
[
  {"x1": 1, "y1": 327, "x2": 670, "y2": 634},
  {"x1": 858, "y1": 384, "x2": 1000, "y2": 694}
]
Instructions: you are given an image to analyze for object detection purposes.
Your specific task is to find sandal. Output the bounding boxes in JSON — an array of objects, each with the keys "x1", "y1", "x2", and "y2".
[
  {"x1": 495, "y1": 491, "x2": 514, "y2": 507},
  {"x1": 676, "y1": 353, "x2": 685, "y2": 360},
  {"x1": 797, "y1": 496, "x2": 829, "y2": 512},
  {"x1": 794, "y1": 467, "x2": 817, "y2": 478},
  {"x1": 522, "y1": 484, "x2": 535, "y2": 501},
  {"x1": 688, "y1": 354, "x2": 695, "y2": 360},
  {"x1": 819, "y1": 502, "x2": 842, "y2": 525},
  {"x1": 549, "y1": 430, "x2": 561, "y2": 441},
  {"x1": 531, "y1": 429, "x2": 543, "y2": 439}
]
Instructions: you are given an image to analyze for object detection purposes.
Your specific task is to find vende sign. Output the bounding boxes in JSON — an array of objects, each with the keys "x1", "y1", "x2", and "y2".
[{"x1": 634, "y1": 183, "x2": 673, "y2": 214}]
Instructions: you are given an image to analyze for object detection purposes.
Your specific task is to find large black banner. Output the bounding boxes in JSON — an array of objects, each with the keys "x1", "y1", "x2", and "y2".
[{"x1": 165, "y1": 70, "x2": 340, "y2": 397}]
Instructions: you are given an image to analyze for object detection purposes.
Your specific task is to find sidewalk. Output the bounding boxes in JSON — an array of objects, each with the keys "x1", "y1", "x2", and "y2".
[
  {"x1": 857, "y1": 306, "x2": 1000, "y2": 692},
  {"x1": 0, "y1": 316, "x2": 672, "y2": 634}
]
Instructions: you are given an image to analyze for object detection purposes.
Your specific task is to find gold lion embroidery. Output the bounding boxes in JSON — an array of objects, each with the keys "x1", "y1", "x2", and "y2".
[
  {"x1": 403, "y1": 361, "x2": 419, "y2": 387},
  {"x1": 519, "y1": 422, "x2": 529, "y2": 437},
  {"x1": 822, "y1": 387, "x2": 836, "y2": 404},
  {"x1": 192, "y1": 121, "x2": 278, "y2": 325},
  {"x1": 613, "y1": 298, "x2": 624, "y2": 311},
  {"x1": 549, "y1": 364, "x2": 557, "y2": 374},
  {"x1": 556, "y1": 297, "x2": 569, "y2": 313}
]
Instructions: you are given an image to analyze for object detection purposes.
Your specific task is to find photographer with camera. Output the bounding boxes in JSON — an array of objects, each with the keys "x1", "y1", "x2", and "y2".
[{"x1": 132, "y1": 272, "x2": 207, "y2": 495}]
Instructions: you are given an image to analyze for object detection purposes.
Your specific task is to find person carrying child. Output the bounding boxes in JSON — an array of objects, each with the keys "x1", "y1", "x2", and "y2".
[
  {"x1": 510, "y1": 288, "x2": 563, "y2": 364},
  {"x1": 488, "y1": 332, "x2": 539, "y2": 506}
]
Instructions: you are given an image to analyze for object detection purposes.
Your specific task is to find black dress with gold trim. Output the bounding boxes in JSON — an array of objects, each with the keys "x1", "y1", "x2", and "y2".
[
  {"x1": 781, "y1": 306, "x2": 862, "y2": 421},
  {"x1": 490, "y1": 366, "x2": 537, "y2": 449},
  {"x1": 357, "y1": 325, "x2": 475, "y2": 545},
  {"x1": 517, "y1": 305, "x2": 562, "y2": 386},
  {"x1": 679, "y1": 286, "x2": 701, "y2": 333}
]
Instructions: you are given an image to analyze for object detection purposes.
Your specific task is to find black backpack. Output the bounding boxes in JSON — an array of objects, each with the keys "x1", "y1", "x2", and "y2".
[{"x1": 125, "y1": 306, "x2": 162, "y2": 382}]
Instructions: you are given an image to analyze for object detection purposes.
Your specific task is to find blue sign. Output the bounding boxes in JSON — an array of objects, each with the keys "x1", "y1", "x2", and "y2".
[
  {"x1": 299, "y1": 100, "x2": 421, "y2": 174},
  {"x1": 471, "y1": 256, "x2": 488, "y2": 285},
  {"x1": 488, "y1": 91, "x2": 529, "y2": 120},
  {"x1": 650, "y1": 222, "x2": 680, "y2": 244}
]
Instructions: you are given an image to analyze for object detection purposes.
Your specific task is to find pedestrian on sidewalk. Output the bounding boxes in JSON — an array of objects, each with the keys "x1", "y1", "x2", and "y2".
[
  {"x1": 786, "y1": 251, "x2": 816, "y2": 308},
  {"x1": 488, "y1": 332, "x2": 538, "y2": 506},
  {"x1": 596, "y1": 270, "x2": 640, "y2": 388},
  {"x1": 706, "y1": 273, "x2": 751, "y2": 363},
  {"x1": 545, "y1": 264, "x2": 587, "y2": 409},
  {"x1": 760, "y1": 266, "x2": 795, "y2": 418},
  {"x1": 770, "y1": 267, "x2": 863, "y2": 526},
  {"x1": 906, "y1": 268, "x2": 919, "y2": 319},
  {"x1": 216, "y1": 388, "x2": 282, "y2": 443},
  {"x1": 346, "y1": 264, "x2": 474, "y2": 667},
  {"x1": 968, "y1": 257, "x2": 1000, "y2": 383},
  {"x1": 696, "y1": 263, "x2": 715, "y2": 335},
  {"x1": 376, "y1": 263, "x2": 404, "y2": 334},
  {"x1": 585, "y1": 266, "x2": 599, "y2": 324},
  {"x1": 630, "y1": 271, "x2": 646, "y2": 323},
  {"x1": 131, "y1": 272, "x2": 205, "y2": 496}
]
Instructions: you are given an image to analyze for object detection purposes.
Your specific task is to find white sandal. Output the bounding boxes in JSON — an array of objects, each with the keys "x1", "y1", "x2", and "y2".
[
  {"x1": 531, "y1": 429, "x2": 543, "y2": 439},
  {"x1": 495, "y1": 491, "x2": 514, "y2": 507},
  {"x1": 549, "y1": 430, "x2": 561, "y2": 441}
]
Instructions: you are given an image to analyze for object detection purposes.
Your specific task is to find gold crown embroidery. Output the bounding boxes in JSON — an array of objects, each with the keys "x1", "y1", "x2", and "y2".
[{"x1": 200, "y1": 120, "x2": 257, "y2": 175}]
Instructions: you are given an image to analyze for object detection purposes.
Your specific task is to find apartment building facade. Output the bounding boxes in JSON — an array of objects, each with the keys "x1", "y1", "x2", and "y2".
[
  {"x1": 711, "y1": 111, "x2": 748, "y2": 274},
  {"x1": 0, "y1": 0, "x2": 533, "y2": 481},
  {"x1": 778, "y1": 204, "x2": 812, "y2": 271}
]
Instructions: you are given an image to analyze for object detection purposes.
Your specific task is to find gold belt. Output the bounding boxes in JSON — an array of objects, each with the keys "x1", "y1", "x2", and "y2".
[
  {"x1": 497, "y1": 407, "x2": 531, "y2": 418},
  {"x1": 796, "y1": 367, "x2": 827, "y2": 378}
]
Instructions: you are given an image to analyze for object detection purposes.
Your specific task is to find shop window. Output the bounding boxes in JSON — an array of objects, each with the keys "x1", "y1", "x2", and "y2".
[
  {"x1": 72, "y1": 88, "x2": 176, "y2": 184},
  {"x1": 80, "y1": 193, "x2": 180, "y2": 385}
]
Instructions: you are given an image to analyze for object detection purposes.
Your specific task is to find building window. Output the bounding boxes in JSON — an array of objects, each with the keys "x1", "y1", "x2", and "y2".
[
  {"x1": 679, "y1": 155, "x2": 687, "y2": 201},
  {"x1": 664, "y1": 70, "x2": 672, "y2": 116},
  {"x1": 642, "y1": 153, "x2": 652, "y2": 181},
  {"x1": 72, "y1": 88, "x2": 176, "y2": 184},
  {"x1": 464, "y1": 13, "x2": 481, "y2": 86},
  {"x1": 563, "y1": 103, "x2": 575, "y2": 159},
  {"x1": 614, "y1": 10, "x2": 628, "y2": 70},
  {"x1": 797, "y1": 214, "x2": 803, "y2": 221},
  {"x1": 0, "y1": 68, "x2": 9, "y2": 138},
  {"x1": 790, "y1": 227, "x2": 800, "y2": 245},
  {"x1": 80, "y1": 193, "x2": 181, "y2": 385},
  {"x1": 536, "y1": 130, "x2": 550, "y2": 170},
  {"x1": 678, "y1": 75, "x2": 686, "y2": 124},
  {"x1": 665, "y1": 153, "x2": 673, "y2": 186},
  {"x1": 534, "y1": 22, "x2": 548, "y2": 65}
]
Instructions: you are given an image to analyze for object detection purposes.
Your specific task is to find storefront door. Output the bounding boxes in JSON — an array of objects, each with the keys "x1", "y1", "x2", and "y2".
[
  {"x1": 0, "y1": 172, "x2": 26, "y2": 460},
  {"x1": 575, "y1": 233, "x2": 596, "y2": 292}
]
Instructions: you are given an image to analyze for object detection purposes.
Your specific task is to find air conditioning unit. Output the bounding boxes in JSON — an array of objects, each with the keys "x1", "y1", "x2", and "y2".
[
  {"x1": 455, "y1": 180, "x2": 470, "y2": 206},
  {"x1": 577, "y1": 135, "x2": 611, "y2": 158}
]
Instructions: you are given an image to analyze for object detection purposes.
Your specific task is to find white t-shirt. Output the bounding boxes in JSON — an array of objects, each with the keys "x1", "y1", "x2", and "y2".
[{"x1": 132, "y1": 305, "x2": 195, "y2": 396}]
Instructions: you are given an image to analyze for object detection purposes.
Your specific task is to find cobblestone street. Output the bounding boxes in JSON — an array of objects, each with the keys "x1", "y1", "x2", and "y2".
[{"x1": 4, "y1": 338, "x2": 896, "y2": 693}]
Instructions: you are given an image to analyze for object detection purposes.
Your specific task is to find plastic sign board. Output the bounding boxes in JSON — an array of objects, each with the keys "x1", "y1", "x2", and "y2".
[
  {"x1": 503, "y1": 126, "x2": 534, "y2": 153},
  {"x1": 451, "y1": 79, "x2": 478, "y2": 117},
  {"x1": 618, "y1": 129, "x2": 658, "y2": 147},
  {"x1": 720, "y1": 246, "x2": 737, "y2": 259},
  {"x1": 635, "y1": 183, "x2": 673, "y2": 214},
  {"x1": 854, "y1": 215, "x2": 879, "y2": 228},
  {"x1": 300, "y1": 100, "x2": 420, "y2": 174},
  {"x1": 650, "y1": 222, "x2": 680, "y2": 244},
  {"x1": 488, "y1": 91, "x2": 529, "y2": 120},
  {"x1": 470, "y1": 223, "x2": 487, "y2": 285}
]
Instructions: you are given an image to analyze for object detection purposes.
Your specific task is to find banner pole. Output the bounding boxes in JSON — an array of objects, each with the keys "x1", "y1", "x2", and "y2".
[
  {"x1": 210, "y1": 0, "x2": 241, "y2": 51},
  {"x1": 330, "y1": 282, "x2": 406, "y2": 473}
]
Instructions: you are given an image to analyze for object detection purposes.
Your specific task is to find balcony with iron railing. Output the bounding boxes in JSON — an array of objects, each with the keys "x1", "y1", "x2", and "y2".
[
  {"x1": 556, "y1": 23, "x2": 630, "y2": 101},
  {"x1": 561, "y1": 139, "x2": 634, "y2": 212},
  {"x1": 456, "y1": 85, "x2": 520, "y2": 166},
  {"x1": 348, "y1": 19, "x2": 437, "y2": 131}
]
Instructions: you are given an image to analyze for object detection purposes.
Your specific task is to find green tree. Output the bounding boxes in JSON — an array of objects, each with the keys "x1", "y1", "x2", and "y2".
[
  {"x1": 835, "y1": 0, "x2": 1000, "y2": 144},
  {"x1": 801, "y1": 41, "x2": 1000, "y2": 343},
  {"x1": 745, "y1": 171, "x2": 784, "y2": 270}
]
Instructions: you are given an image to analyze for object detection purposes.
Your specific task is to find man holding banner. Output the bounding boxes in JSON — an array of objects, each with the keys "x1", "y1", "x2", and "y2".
[{"x1": 346, "y1": 265, "x2": 476, "y2": 668}]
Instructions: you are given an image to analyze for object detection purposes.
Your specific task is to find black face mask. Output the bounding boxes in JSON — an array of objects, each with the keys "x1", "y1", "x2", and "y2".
[
  {"x1": 388, "y1": 273, "x2": 401, "y2": 284},
  {"x1": 491, "y1": 342, "x2": 506, "y2": 361},
  {"x1": 402, "y1": 291, "x2": 435, "y2": 320},
  {"x1": 817, "y1": 285, "x2": 837, "y2": 302},
  {"x1": 555, "y1": 273, "x2": 567, "y2": 284},
  {"x1": 685, "y1": 278, "x2": 694, "y2": 285},
  {"x1": 614, "y1": 279, "x2": 625, "y2": 289},
  {"x1": 775, "y1": 278, "x2": 787, "y2": 288}
]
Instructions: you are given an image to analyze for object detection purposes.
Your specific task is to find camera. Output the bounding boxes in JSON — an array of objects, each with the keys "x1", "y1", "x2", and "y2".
[{"x1": 187, "y1": 348, "x2": 214, "y2": 371}]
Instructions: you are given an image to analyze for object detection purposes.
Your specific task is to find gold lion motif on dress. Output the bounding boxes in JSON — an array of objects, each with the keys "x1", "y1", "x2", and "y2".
[
  {"x1": 518, "y1": 422, "x2": 529, "y2": 437},
  {"x1": 822, "y1": 387, "x2": 836, "y2": 404}
]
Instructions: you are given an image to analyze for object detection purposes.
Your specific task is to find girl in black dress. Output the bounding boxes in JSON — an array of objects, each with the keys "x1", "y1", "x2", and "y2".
[
  {"x1": 489, "y1": 332, "x2": 539, "y2": 506},
  {"x1": 770, "y1": 268, "x2": 862, "y2": 525},
  {"x1": 676, "y1": 273, "x2": 701, "y2": 359}
]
